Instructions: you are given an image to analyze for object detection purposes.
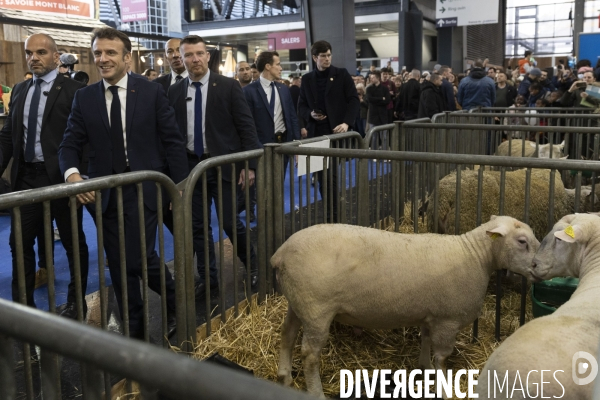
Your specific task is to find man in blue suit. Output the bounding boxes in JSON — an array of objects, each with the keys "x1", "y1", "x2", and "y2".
[
  {"x1": 242, "y1": 51, "x2": 300, "y2": 220},
  {"x1": 58, "y1": 28, "x2": 188, "y2": 340},
  {"x1": 167, "y1": 35, "x2": 262, "y2": 297}
]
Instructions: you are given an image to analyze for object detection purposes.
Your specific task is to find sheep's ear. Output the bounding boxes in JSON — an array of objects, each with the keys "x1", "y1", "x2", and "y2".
[
  {"x1": 559, "y1": 140, "x2": 565, "y2": 149},
  {"x1": 487, "y1": 224, "x2": 510, "y2": 240},
  {"x1": 554, "y1": 225, "x2": 582, "y2": 243},
  {"x1": 560, "y1": 155, "x2": 568, "y2": 159}
]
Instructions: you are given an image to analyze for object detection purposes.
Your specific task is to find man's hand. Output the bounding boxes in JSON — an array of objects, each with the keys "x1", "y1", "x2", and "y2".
[
  {"x1": 67, "y1": 173, "x2": 95, "y2": 205},
  {"x1": 333, "y1": 123, "x2": 349, "y2": 133},
  {"x1": 581, "y1": 92, "x2": 589, "y2": 99},
  {"x1": 301, "y1": 128, "x2": 308, "y2": 139},
  {"x1": 311, "y1": 111, "x2": 327, "y2": 121},
  {"x1": 238, "y1": 169, "x2": 255, "y2": 191}
]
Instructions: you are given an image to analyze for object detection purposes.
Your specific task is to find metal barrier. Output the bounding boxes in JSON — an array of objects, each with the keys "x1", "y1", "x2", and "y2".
[
  {"x1": 0, "y1": 298, "x2": 315, "y2": 400},
  {"x1": 182, "y1": 149, "x2": 265, "y2": 338},
  {"x1": 0, "y1": 171, "x2": 191, "y2": 399}
]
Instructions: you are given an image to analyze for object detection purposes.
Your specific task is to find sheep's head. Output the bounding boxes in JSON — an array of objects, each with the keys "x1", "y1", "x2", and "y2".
[
  {"x1": 485, "y1": 216, "x2": 540, "y2": 280},
  {"x1": 565, "y1": 186, "x2": 600, "y2": 212},
  {"x1": 530, "y1": 213, "x2": 600, "y2": 282},
  {"x1": 530, "y1": 140, "x2": 566, "y2": 159}
]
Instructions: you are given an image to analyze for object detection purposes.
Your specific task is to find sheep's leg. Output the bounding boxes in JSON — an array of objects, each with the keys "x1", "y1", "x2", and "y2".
[
  {"x1": 277, "y1": 304, "x2": 302, "y2": 386},
  {"x1": 301, "y1": 319, "x2": 332, "y2": 399},
  {"x1": 418, "y1": 326, "x2": 433, "y2": 370},
  {"x1": 430, "y1": 322, "x2": 460, "y2": 400}
]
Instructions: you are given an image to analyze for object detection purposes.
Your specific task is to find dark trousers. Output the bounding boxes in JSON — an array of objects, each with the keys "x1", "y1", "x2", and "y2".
[
  {"x1": 315, "y1": 167, "x2": 339, "y2": 222},
  {"x1": 101, "y1": 183, "x2": 176, "y2": 334},
  {"x1": 188, "y1": 155, "x2": 256, "y2": 286},
  {"x1": 10, "y1": 164, "x2": 89, "y2": 307}
]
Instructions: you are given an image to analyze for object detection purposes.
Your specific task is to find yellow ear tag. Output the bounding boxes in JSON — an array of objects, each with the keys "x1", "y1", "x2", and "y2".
[
  {"x1": 564, "y1": 226, "x2": 575, "y2": 239},
  {"x1": 491, "y1": 233, "x2": 501, "y2": 240}
]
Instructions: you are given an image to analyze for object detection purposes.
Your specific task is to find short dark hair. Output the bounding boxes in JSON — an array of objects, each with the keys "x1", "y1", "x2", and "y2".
[
  {"x1": 438, "y1": 66, "x2": 450, "y2": 75},
  {"x1": 91, "y1": 27, "x2": 132, "y2": 53},
  {"x1": 430, "y1": 73, "x2": 442, "y2": 83},
  {"x1": 180, "y1": 35, "x2": 206, "y2": 48},
  {"x1": 143, "y1": 68, "x2": 156, "y2": 77},
  {"x1": 380, "y1": 67, "x2": 390, "y2": 73},
  {"x1": 256, "y1": 51, "x2": 280, "y2": 73},
  {"x1": 529, "y1": 82, "x2": 542, "y2": 91},
  {"x1": 311, "y1": 40, "x2": 332, "y2": 57},
  {"x1": 488, "y1": 67, "x2": 496, "y2": 73},
  {"x1": 250, "y1": 63, "x2": 257, "y2": 70},
  {"x1": 370, "y1": 70, "x2": 381, "y2": 80},
  {"x1": 524, "y1": 50, "x2": 532, "y2": 57}
]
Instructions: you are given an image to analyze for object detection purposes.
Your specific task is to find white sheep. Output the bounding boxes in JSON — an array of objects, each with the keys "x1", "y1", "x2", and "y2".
[
  {"x1": 495, "y1": 139, "x2": 566, "y2": 159},
  {"x1": 272, "y1": 216, "x2": 540, "y2": 398},
  {"x1": 475, "y1": 213, "x2": 600, "y2": 399}
]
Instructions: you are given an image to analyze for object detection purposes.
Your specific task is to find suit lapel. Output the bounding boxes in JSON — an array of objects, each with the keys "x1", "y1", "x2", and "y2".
[
  {"x1": 125, "y1": 77, "x2": 138, "y2": 141},
  {"x1": 14, "y1": 81, "x2": 31, "y2": 147},
  {"x1": 325, "y1": 66, "x2": 336, "y2": 96},
  {"x1": 309, "y1": 72, "x2": 318, "y2": 107},
  {"x1": 178, "y1": 81, "x2": 187, "y2": 137},
  {"x1": 41, "y1": 74, "x2": 64, "y2": 122},
  {"x1": 257, "y1": 82, "x2": 273, "y2": 118},
  {"x1": 95, "y1": 81, "x2": 110, "y2": 134}
]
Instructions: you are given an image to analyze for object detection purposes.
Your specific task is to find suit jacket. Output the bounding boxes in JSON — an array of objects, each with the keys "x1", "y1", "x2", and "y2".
[
  {"x1": 366, "y1": 83, "x2": 391, "y2": 126},
  {"x1": 168, "y1": 73, "x2": 262, "y2": 181},
  {"x1": 289, "y1": 84, "x2": 300, "y2": 111},
  {"x1": 0, "y1": 73, "x2": 84, "y2": 190},
  {"x1": 154, "y1": 73, "x2": 171, "y2": 94},
  {"x1": 298, "y1": 65, "x2": 360, "y2": 137},
  {"x1": 58, "y1": 75, "x2": 188, "y2": 212},
  {"x1": 243, "y1": 80, "x2": 300, "y2": 144}
]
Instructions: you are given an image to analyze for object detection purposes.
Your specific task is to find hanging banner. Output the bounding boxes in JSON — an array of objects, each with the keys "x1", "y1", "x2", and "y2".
[
  {"x1": 0, "y1": 0, "x2": 95, "y2": 18},
  {"x1": 267, "y1": 30, "x2": 306, "y2": 51},
  {"x1": 121, "y1": 0, "x2": 147, "y2": 22}
]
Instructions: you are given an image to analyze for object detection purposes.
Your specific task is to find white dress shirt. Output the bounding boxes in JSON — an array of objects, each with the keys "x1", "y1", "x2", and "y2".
[
  {"x1": 186, "y1": 70, "x2": 210, "y2": 153},
  {"x1": 171, "y1": 70, "x2": 189, "y2": 86},
  {"x1": 64, "y1": 74, "x2": 129, "y2": 181},
  {"x1": 23, "y1": 68, "x2": 58, "y2": 162},
  {"x1": 260, "y1": 75, "x2": 286, "y2": 134}
]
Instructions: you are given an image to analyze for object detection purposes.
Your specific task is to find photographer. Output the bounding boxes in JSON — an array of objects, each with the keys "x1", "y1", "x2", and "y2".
[
  {"x1": 560, "y1": 69, "x2": 597, "y2": 108},
  {"x1": 59, "y1": 53, "x2": 89, "y2": 85},
  {"x1": 552, "y1": 65, "x2": 575, "y2": 92}
]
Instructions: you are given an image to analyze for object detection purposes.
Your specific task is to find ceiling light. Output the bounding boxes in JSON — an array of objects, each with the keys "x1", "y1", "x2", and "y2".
[
  {"x1": 382, "y1": 33, "x2": 387, "y2": 36},
  {"x1": 140, "y1": 55, "x2": 146, "y2": 62},
  {"x1": 362, "y1": 28, "x2": 369, "y2": 31}
]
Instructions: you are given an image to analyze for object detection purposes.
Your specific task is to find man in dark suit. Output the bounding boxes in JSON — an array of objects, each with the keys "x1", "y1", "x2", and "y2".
[
  {"x1": 154, "y1": 38, "x2": 188, "y2": 94},
  {"x1": 298, "y1": 40, "x2": 360, "y2": 221},
  {"x1": 242, "y1": 51, "x2": 300, "y2": 220},
  {"x1": 366, "y1": 71, "x2": 391, "y2": 126},
  {"x1": 58, "y1": 28, "x2": 188, "y2": 340},
  {"x1": 0, "y1": 33, "x2": 89, "y2": 319},
  {"x1": 168, "y1": 35, "x2": 262, "y2": 297},
  {"x1": 289, "y1": 76, "x2": 308, "y2": 139}
]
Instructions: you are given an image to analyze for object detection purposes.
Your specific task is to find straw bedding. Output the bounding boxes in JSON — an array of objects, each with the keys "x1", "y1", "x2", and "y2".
[{"x1": 192, "y1": 209, "x2": 533, "y2": 399}]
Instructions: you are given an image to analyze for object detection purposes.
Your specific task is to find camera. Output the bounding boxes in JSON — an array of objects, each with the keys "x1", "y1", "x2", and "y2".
[{"x1": 59, "y1": 53, "x2": 90, "y2": 85}]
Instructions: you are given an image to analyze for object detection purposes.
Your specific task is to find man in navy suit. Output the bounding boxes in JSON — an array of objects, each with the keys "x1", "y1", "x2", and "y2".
[
  {"x1": 0, "y1": 33, "x2": 89, "y2": 318},
  {"x1": 298, "y1": 40, "x2": 360, "y2": 222},
  {"x1": 242, "y1": 51, "x2": 300, "y2": 220},
  {"x1": 154, "y1": 38, "x2": 188, "y2": 94},
  {"x1": 58, "y1": 28, "x2": 188, "y2": 340},
  {"x1": 168, "y1": 35, "x2": 262, "y2": 297}
]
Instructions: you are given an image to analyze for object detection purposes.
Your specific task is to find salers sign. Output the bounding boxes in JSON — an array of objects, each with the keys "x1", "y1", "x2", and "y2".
[
  {"x1": 0, "y1": 0, "x2": 94, "y2": 18},
  {"x1": 267, "y1": 30, "x2": 306, "y2": 50}
]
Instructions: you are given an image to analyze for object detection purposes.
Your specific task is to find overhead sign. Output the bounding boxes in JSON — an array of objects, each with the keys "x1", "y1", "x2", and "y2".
[
  {"x1": 0, "y1": 0, "x2": 94, "y2": 18},
  {"x1": 435, "y1": 0, "x2": 498, "y2": 27},
  {"x1": 121, "y1": 0, "x2": 147, "y2": 22},
  {"x1": 267, "y1": 30, "x2": 306, "y2": 51},
  {"x1": 436, "y1": 17, "x2": 457, "y2": 27}
]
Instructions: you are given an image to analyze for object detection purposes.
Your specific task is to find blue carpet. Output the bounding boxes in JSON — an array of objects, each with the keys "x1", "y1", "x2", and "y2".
[{"x1": 0, "y1": 159, "x2": 386, "y2": 309}]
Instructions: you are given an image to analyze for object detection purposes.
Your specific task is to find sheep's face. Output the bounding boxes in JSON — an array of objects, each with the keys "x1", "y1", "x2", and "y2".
[
  {"x1": 531, "y1": 140, "x2": 566, "y2": 159},
  {"x1": 530, "y1": 214, "x2": 600, "y2": 282},
  {"x1": 486, "y1": 216, "x2": 540, "y2": 279}
]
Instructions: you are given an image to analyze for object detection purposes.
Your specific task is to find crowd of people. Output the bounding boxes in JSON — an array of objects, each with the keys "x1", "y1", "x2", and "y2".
[{"x1": 347, "y1": 52, "x2": 600, "y2": 138}]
